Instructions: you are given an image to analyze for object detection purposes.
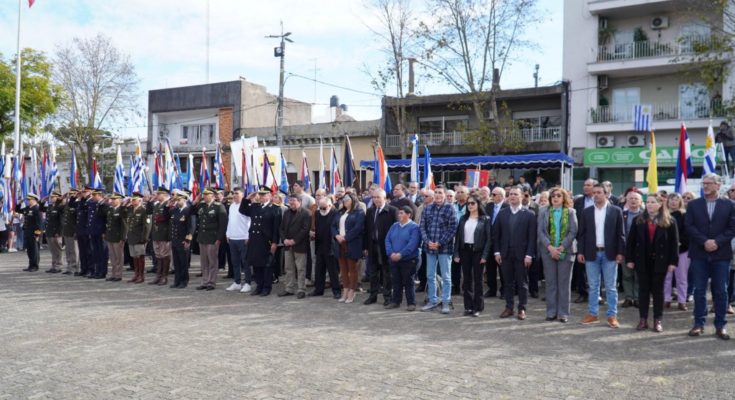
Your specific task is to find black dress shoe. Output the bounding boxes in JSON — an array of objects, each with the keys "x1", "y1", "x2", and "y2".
[
  {"x1": 195, "y1": 285, "x2": 208, "y2": 290},
  {"x1": 277, "y1": 291, "x2": 294, "y2": 297},
  {"x1": 178, "y1": 284, "x2": 187, "y2": 289},
  {"x1": 383, "y1": 299, "x2": 391, "y2": 306},
  {"x1": 251, "y1": 289, "x2": 263, "y2": 296},
  {"x1": 530, "y1": 291, "x2": 539, "y2": 299},
  {"x1": 296, "y1": 292, "x2": 306, "y2": 299},
  {"x1": 260, "y1": 291, "x2": 270, "y2": 296},
  {"x1": 384, "y1": 303, "x2": 400, "y2": 309},
  {"x1": 464, "y1": 310, "x2": 474, "y2": 316},
  {"x1": 62, "y1": 271, "x2": 72, "y2": 275},
  {"x1": 332, "y1": 292, "x2": 342, "y2": 299},
  {"x1": 559, "y1": 317, "x2": 568, "y2": 323},
  {"x1": 205, "y1": 285, "x2": 215, "y2": 291},
  {"x1": 196, "y1": 273, "x2": 203, "y2": 277},
  {"x1": 621, "y1": 299, "x2": 634, "y2": 308},
  {"x1": 307, "y1": 291, "x2": 323, "y2": 297},
  {"x1": 45, "y1": 268, "x2": 57, "y2": 273},
  {"x1": 73, "y1": 272, "x2": 82, "y2": 276},
  {"x1": 105, "y1": 277, "x2": 116, "y2": 281},
  {"x1": 545, "y1": 316, "x2": 557, "y2": 321},
  {"x1": 363, "y1": 296, "x2": 377, "y2": 305},
  {"x1": 170, "y1": 283, "x2": 180, "y2": 288},
  {"x1": 574, "y1": 295, "x2": 588, "y2": 304}
]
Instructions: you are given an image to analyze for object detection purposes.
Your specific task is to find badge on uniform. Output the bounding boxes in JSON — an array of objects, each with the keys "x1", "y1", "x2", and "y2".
[
  {"x1": 179, "y1": 216, "x2": 186, "y2": 221},
  {"x1": 208, "y1": 210, "x2": 215, "y2": 214}
]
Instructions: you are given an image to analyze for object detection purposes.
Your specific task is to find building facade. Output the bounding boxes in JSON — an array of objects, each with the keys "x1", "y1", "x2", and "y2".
[{"x1": 564, "y1": 0, "x2": 734, "y2": 193}]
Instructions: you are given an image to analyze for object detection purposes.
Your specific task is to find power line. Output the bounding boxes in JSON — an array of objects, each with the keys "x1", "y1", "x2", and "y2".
[{"x1": 286, "y1": 72, "x2": 384, "y2": 97}]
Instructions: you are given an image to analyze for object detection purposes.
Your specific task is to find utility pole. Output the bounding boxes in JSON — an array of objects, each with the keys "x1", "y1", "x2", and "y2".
[
  {"x1": 206, "y1": 0, "x2": 210, "y2": 83},
  {"x1": 266, "y1": 22, "x2": 293, "y2": 147}
]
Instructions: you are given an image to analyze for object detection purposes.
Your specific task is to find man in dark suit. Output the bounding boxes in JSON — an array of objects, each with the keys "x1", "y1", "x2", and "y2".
[
  {"x1": 685, "y1": 173, "x2": 735, "y2": 340},
  {"x1": 239, "y1": 186, "x2": 282, "y2": 296},
  {"x1": 363, "y1": 188, "x2": 398, "y2": 306},
  {"x1": 390, "y1": 184, "x2": 418, "y2": 217},
  {"x1": 577, "y1": 183, "x2": 625, "y2": 328},
  {"x1": 484, "y1": 187, "x2": 508, "y2": 298},
  {"x1": 493, "y1": 186, "x2": 536, "y2": 320},
  {"x1": 407, "y1": 182, "x2": 423, "y2": 207},
  {"x1": 310, "y1": 197, "x2": 341, "y2": 298},
  {"x1": 572, "y1": 178, "x2": 598, "y2": 303}
]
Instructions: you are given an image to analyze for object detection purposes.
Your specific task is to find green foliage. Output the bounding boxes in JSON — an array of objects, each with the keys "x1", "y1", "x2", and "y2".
[
  {"x1": 466, "y1": 102, "x2": 526, "y2": 155},
  {"x1": 0, "y1": 48, "x2": 62, "y2": 141}
]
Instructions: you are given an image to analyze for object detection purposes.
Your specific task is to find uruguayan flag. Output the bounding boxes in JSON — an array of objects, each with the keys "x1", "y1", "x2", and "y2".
[{"x1": 633, "y1": 104, "x2": 652, "y2": 132}]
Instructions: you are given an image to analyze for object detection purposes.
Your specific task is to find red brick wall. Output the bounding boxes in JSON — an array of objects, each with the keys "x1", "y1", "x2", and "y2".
[{"x1": 218, "y1": 107, "x2": 233, "y2": 185}]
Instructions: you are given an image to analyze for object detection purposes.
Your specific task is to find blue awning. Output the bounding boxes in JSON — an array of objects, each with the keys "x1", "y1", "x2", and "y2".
[{"x1": 360, "y1": 153, "x2": 574, "y2": 171}]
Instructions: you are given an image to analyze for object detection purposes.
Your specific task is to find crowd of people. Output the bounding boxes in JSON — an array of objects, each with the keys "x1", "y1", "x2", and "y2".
[{"x1": 7, "y1": 173, "x2": 735, "y2": 340}]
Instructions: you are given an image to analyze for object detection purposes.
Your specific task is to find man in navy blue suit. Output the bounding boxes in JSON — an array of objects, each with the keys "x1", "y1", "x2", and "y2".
[{"x1": 685, "y1": 173, "x2": 735, "y2": 340}]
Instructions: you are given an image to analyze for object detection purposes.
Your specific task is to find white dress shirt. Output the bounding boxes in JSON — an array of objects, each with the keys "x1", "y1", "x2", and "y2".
[{"x1": 594, "y1": 202, "x2": 608, "y2": 248}]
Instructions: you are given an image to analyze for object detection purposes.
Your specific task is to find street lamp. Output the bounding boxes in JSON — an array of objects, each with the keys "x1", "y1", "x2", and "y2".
[{"x1": 266, "y1": 22, "x2": 293, "y2": 147}]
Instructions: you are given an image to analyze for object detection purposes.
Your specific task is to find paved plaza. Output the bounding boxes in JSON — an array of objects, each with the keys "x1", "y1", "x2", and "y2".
[{"x1": 1, "y1": 249, "x2": 734, "y2": 399}]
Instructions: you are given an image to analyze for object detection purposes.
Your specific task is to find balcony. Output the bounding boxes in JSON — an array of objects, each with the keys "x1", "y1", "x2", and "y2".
[
  {"x1": 588, "y1": 0, "x2": 677, "y2": 16},
  {"x1": 587, "y1": 103, "x2": 725, "y2": 132},
  {"x1": 384, "y1": 127, "x2": 561, "y2": 148},
  {"x1": 589, "y1": 36, "x2": 722, "y2": 77}
]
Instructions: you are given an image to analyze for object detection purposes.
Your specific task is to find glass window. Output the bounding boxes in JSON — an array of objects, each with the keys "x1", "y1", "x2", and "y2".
[
  {"x1": 612, "y1": 87, "x2": 640, "y2": 122},
  {"x1": 679, "y1": 83, "x2": 709, "y2": 119}
]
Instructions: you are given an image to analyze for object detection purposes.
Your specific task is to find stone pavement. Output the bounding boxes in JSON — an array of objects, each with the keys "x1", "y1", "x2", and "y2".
[{"x1": 1, "y1": 250, "x2": 734, "y2": 399}]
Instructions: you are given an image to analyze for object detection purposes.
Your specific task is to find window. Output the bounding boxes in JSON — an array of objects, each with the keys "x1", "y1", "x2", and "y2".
[
  {"x1": 680, "y1": 22, "x2": 711, "y2": 53},
  {"x1": 614, "y1": 30, "x2": 634, "y2": 58},
  {"x1": 679, "y1": 83, "x2": 709, "y2": 119},
  {"x1": 418, "y1": 116, "x2": 470, "y2": 133},
  {"x1": 612, "y1": 87, "x2": 640, "y2": 122},
  {"x1": 181, "y1": 123, "x2": 216, "y2": 145}
]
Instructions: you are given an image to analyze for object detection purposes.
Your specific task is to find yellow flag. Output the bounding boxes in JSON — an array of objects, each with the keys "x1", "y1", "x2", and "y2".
[{"x1": 647, "y1": 130, "x2": 658, "y2": 193}]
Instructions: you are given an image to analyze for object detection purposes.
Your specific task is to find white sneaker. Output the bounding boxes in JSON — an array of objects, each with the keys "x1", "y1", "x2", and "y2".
[
  {"x1": 8, "y1": 248, "x2": 17, "y2": 252},
  {"x1": 225, "y1": 283, "x2": 242, "y2": 291},
  {"x1": 240, "y1": 283, "x2": 252, "y2": 293}
]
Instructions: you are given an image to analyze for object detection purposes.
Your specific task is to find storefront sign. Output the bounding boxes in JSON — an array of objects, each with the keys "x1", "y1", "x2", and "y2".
[{"x1": 584, "y1": 146, "x2": 706, "y2": 166}]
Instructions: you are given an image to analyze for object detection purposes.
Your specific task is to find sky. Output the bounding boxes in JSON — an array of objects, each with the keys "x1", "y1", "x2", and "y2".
[{"x1": 0, "y1": 0, "x2": 563, "y2": 138}]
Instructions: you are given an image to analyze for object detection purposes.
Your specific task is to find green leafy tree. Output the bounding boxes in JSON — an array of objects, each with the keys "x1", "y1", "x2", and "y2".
[{"x1": 0, "y1": 48, "x2": 62, "y2": 142}]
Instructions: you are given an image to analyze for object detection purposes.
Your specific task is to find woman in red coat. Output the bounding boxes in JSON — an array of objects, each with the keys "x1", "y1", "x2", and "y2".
[{"x1": 625, "y1": 195, "x2": 679, "y2": 332}]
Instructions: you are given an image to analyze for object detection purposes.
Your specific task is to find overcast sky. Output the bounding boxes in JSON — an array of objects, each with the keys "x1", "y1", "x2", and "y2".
[{"x1": 0, "y1": 0, "x2": 563, "y2": 138}]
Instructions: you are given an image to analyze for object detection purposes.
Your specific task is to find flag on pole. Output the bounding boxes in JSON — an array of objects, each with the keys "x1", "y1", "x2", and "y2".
[
  {"x1": 114, "y1": 145, "x2": 126, "y2": 195},
  {"x1": 173, "y1": 153, "x2": 183, "y2": 190},
  {"x1": 318, "y1": 138, "x2": 326, "y2": 190},
  {"x1": 409, "y1": 134, "x2": 420, "y2": 185},
  {"x1": 423, "y1": 146, "x2": 435, "y2": 190},
  {"x1": 30, "y1": 147, "x2": 39, "y2": 195},
  {"x1": 703, "y1": 121, "x2": 718, "y2": 175},
  {"x1": 70, "y1": 148, "x2": 78, "y2": 189},
  {"x1": 40, "y1": 147, "x2": 48, "y2": 198},
  {"x1": 28, "y1": 0, "x2": 35, "y2": 7},
  {"x1": 0, "y1": 142, "x2": 7, "y2": 216},
  {"x1": 330, "y1": 146, "x2": 341, "y2": 193},
  {"x1": 213, "y1": 142, "x2": 225, "y2": 189},
  {"x1": 188, "y1": 153, "x2": 198, "y2": 198},
  {"x1": 633, "y1": 104, "x2": 652, "y2": 132},
  {"x1": 343, "y1": 135, "x2": 356, "y2": 188},
  {"x1": 163, "y1": 140, "x2": 175, "y2": 190},
  {"x1": 280, "y1": 153, "x2": 289, "y2": 196},
  {"x1": 300, "y1": 150, "x2": 311, "y2": 192},
  {"x1": 675, "y1": 123, "x2": 693, "y2": 194},
  {"x1": 262, "y1": 150, "x2": 278, "y2": 194},
  {"x1": 374, "y1": 144, "x2": 392, "y2": 193},
  {"x1": 199, "y1": 148, "x2": 210, "y2": 190},
  {"x1": 47, "y1": 144, "x2": 58, "y2": 196},
  {"x1": 90, "y1": 158, "x2": 103, "y2": 189},
  {"x1": 20, "y1": 154, "x2": 28, "y2": 200},
  {"x1": 646, "y1": 130, "x2": 658, "y2": 193},
  {"x1": 240, "y1": 142, "x2": 250, "y2": 193}
]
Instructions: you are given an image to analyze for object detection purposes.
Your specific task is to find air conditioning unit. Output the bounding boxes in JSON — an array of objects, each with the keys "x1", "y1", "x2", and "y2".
[
  {"x1": 597, "y1": 135, "x2": 615, "y2": 148},
  {"x1": 651, "y1": 16, "x2": 669, "y2": 30},
  {"x1": 598, "y1": 75, "x2": 609, "y2": 90},
  {"x1": 627, "y1": 134, "x2": 646, "y2": 147}
]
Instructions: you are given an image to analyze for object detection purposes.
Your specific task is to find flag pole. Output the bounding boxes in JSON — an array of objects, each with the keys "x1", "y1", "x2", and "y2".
[{"x1": 13, "y1": 0, "x2": 22, "y2": 155}]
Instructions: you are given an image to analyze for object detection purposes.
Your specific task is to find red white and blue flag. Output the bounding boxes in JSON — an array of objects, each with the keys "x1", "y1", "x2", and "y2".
[
  {"x1": 374, "y1": 144, "x2": 392, "y2": 193},
  {"x1": 300, "y1": 150, "x2": 311, "y2": 192},
  {"x1": 674, "y1": 122, "x2": 693, "y2": 194},
  {"x1": 330, "y1": 146, "x2": 341, "y2": 193},
  {"x1": 199, "y1": 148, "x2": 210, "y2": 190},
  {"x1": 90, "y1": 158, "x2": 103, "y2": 189}
]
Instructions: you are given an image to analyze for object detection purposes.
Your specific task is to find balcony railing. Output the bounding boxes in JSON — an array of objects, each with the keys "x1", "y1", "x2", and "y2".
[
  {"x1": 589, "y1": 103, "x2": 724, "y2": 124},
  {"x1": 597, "y1": 36, "x2": 714, "y2": 62},
  {"x1": 384, "y1": 128, "x2": 561, "y2": 148}
]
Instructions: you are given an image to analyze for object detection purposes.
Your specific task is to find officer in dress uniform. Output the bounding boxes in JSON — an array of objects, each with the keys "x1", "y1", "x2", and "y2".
[
  {"x1": 17, "y1": 193, "x2": 42, "y2": 272},
  {"x1": 88, "y1": 189, "x2": 109, "y2": 279},
  {"x1": 44, "y1": 191, "x2": 65, "y2": 273},
  {"x1": 60, "y1": 189, "x2": 80, "y2": 275},
  {"x1": 126, "y1": 192, "x2": 151, "y2": 283},
  {"x1": 74, "y1": 187, "x2": 92, "y2": 276},
  {"x1": 239, "y1": 185, "x2": 282, "y2": 296},
  {"x1": 147, "y1": 187, "x2": 173, "y2": 286},
  {"x1": 194, "y1": 188, "x2": 227, "y2": 291},
  {"x1": 104, "y1": 193, "x2": 128, "y2": 282},
  {"x1": 170, "y1": 189, "x2": 195, "y2": 289}
]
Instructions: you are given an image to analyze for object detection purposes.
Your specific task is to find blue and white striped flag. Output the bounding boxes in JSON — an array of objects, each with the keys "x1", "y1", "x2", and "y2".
[
  {"x1": 409, "y1": 134, "x2": 420, "y2": 185},
  {"x1": 46, "y1": 144, "x2": 58, "y2": 196},
  {"x1": 703, "y1": 121, "x2": 718, "y2": 175},
  {"x1": 633, "y1": 104, "x2": 652, "y2": 132},
  {"x1": 114, "y1": 145, "x2": 126, "y2": 195},
  {"x1": 131, "y1": 139, "x2": 144, "y2": 193}
]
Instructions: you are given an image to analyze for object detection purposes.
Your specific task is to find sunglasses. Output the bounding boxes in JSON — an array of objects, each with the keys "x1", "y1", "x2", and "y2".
[{"x1": 467, "y1": 202, "x2": 477, "y2": 205}]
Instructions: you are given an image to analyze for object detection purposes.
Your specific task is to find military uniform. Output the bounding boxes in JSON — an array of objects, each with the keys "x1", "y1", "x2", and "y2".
[
  {"x1": 16, "y1": 198, "x2": 42, "y2": 271},
  {"x1": 60, "y1": 196, "x2": 80, "y2": 274},
  {"x1": 147, "y1": 196, "x2": 173, "y2": 285},
  {"x1": 239, "y1": 197, "x2": 281, "y2": 295},
  {"x1": 170, "y1": 202, "x2": 195, "y2": 288},
  {"x1": 74, "y1": 196, "x2": 91, "y2": 275},
  {"x1": 44, "y1": 198, "x2": 65, "y2": 272},
  {"x1": 88, "y1": 198, "x2": 109, "y2": 279},
  {"x1": 194, "y1": 199, "x2": 227, "y2": 289},
  {"x1": 126, "y1": 200, "x2": 151, "y2": 283},
  {"x1": 104, "y1": 201, "x2": 128, "y2": 280}
]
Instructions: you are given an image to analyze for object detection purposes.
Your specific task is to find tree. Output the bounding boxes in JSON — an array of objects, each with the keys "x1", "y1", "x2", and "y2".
[
  {"x1": 0, "y1": 48, "x2": 62, "y2": 141},
  {"x1": 415, "y1": 0, "x2": 539, "y2": 154},
  {"x1": 365, "y1": 0, "x2": 415, "y2": 162},
  {"x1": 52, "y1": 33, "x2": 140, "y2": 175}
]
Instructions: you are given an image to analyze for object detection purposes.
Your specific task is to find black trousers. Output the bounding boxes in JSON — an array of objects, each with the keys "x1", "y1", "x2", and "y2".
[
  {"x1": 501, "y1": 253, "x2": 529, "y2": 311},
  {"x1": 306, "y1": 247, "x2": 313, "y2": 281},
  {"x1": 91, "y1": 235, "x2": 108, "y2": 277},
  {"x1": 460, "y1": 246, "x2": 484, "y2": 312},
  {"x1": 390, "y1": 258, "x2": 417, "y2": 306},
  {"x1": 417, "y1": 250, "x2": 427, "y2": 290},
  {"x1": 485, "y1": 257, "x2": 503, "y2": 296},
  {"x1": 25, "y1": 233, "x2": 39, "y2": 269},
  {"x1": 637, "y1": 258, "x2": 666, "y2": 320},
  {"x1": 77, "y1": 234, "x2": 91, "y2": 274},
  {"x1": 314, "y1": 252, "x2": 340, "y2": 295},
  {"x1": 572, "y1": 259, "x2": 588, "y2": 296},
  {"x1": 528, "y1": 257, "x2": 541, "y2": 294},
  {"x1": 368, "y1": 244, "x2": 391, "y2": 299},
  {"x1": 172, "y1": 245, "x2": 190, "y2": 286},
  {"x1": 271, "y1": 248, "x2": 283, "y2": 280},
  {"x1": 451, "y1": 259, "x2": 462, "y2": 294},
  {"x1": 219, "y1": 241, "x2": 229, "y2": 270}
]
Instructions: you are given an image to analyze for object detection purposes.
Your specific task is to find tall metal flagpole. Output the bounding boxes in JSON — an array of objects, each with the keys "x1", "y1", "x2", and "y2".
[{"x1": 14, "y1": 0, "x2": 22, "y2": 155}]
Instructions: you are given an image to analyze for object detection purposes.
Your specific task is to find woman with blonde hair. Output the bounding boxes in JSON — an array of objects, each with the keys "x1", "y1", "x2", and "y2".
[{"x1": 625, "y1": 195, "x2": 679, "y2": 332}]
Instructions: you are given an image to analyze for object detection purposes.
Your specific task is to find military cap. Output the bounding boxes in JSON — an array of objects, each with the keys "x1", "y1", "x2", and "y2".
[
  {"x1": 84, "y1": 185, "x2": 94, "y2": 191},
  {"x1": 156, "y1": 186, "x2": 171, "y2": 194},
  {"x1": 67, "y1": 188, "x2": 78, "y2": 195},
  {"x1": 50, "y1": 190, "x2": 62, "y2": 197},
  {"x1": 92, "y1": 189, "x2": 105, "y2": 195},
  {"x1": 202, "y1": 188, "x2": 215, "y2": 195},
  {"x1": 109, "y1": 193, "x2": 124, "y2": 199},
  {"x1": 257, "y1": 185, "x2": 272, "y2": 194},
  {"x1": 175, "y1": 191, "x2": 190, "y2": 200},
  {"x1": 131, "y1": 192, "x2": 144, "y2": 199},
  {"x1": 27, "y1": 193, "x2": 40, "y2": 201}
]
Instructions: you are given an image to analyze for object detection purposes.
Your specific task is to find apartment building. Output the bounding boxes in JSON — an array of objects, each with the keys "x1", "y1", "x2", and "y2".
[{"x1": 564, "y1": 0, "x2": 733, "y2": 192}]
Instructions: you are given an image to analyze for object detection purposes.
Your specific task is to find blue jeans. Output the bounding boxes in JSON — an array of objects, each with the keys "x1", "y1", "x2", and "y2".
[
  {"x1": 585, "y1": 251, "x2": 618, "y2": 317},
  {"x1": 690, "y1": 258, "x2": 730, "y2": 329},
  {"x1": 228, "y1": 239, "x2": 250, "y2": 285},
  {"x1": 426, "y1": 252, "x2": 452, "y2": 305}
]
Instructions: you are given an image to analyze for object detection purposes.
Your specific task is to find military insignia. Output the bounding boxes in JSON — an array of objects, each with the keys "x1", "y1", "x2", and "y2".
[
  {"x1": 208, "y1": 210, "x2": 215, "y2": 214},
  {"x1": 180, "y1": 216, "x2": 186, "y2": 221}
]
